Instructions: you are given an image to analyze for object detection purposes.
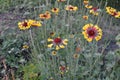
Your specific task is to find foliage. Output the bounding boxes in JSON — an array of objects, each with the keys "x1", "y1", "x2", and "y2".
[{"x1": 0, "y1": 0, "x2": 120, "y2": 80}]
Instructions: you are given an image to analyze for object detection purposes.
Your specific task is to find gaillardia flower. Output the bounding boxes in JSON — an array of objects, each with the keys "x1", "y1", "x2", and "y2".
[
  {"x1": 59, "y1": 66, "x2": 69, "y2": 75},
  {"x1": 83, "y1": 0, "x2": 89, "y2": 5},
  {"x1": 47, "y1": 37, "x2": 68, "y2": 50},
  {"x1": 106, "y1": 7, "x2": 120, "y2": 18},
  {"x1": 82, "y1": 24, "x2": 102, "y2": 42},
  {"x1": 51, "y1": 8, "x2": 59, "y2": 14},
  {"x1": 90, "y1": 7, "x2": 100, "y2": 16},
  {"x1": 28, "y1": 19, "x2": 42, "y2": 27},
  {"x1": 57, "y1": 0, "x2": 66, "y2": 2},
  {"x1": 83, "y1": 15, "x2": 88, "y2": 20},
  {"x1": 23, "y1": 45, "x2": 29, "y2": 49},
  {"x1": 106, "y1": 6, "x2": 116, "y2": 15},
  {"x1": 50, "y1": 32, "x2": 55, "y2": 37},
  {"x1": 18, "y1": 20, "x2": 31, "y2": 30},
  {"x1": 65, "y1": 5, "x2": 78, "y2": 11},
  {"x1": 39, "y1": 11, "x2": 51, "y2": 19}
]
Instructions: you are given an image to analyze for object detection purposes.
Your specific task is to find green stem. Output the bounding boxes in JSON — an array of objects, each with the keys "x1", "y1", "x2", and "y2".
[{"x1": 29, "y1": 29, "x2": 38, "y2": 56}]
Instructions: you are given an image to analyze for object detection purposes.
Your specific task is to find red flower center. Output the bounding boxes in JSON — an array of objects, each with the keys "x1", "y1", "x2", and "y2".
[
  {"x1": 50, "y1": 32, "x2": 54, "y2": 36},
  {"x1": 53, "y1": 38, "x2": 62, "y2": 44},
  {"x1": 22, "y1": 22, "x2": 28, "y2": 27},
  {"x1": 60, "y1": 66, "x2": 66, "y2": 71},
  {"x1": 113, "y1": 12, "x2": 118, "y2": 16},
  {"x1": 43, "y1": 14, "x2": 47, "y2": 17},
  {"x1": 54, "y1": 8, "x2": 57, "y2": 11},
  {"x1": 92, "y1": 7, "x2": 98, "y2": 12},
  {"x1": 87, "y1": 28, "x2": 97, "y2": 38},
  {"x1": 69, "y1": 7, "x2": 74, "y2": 10},
  {"x1": 59, "y1": 0, "x2": 65, "y2": 2}
]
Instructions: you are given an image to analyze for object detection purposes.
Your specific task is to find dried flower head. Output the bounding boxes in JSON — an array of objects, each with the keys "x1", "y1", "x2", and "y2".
[{"x1": 73, "y1": 53, "x2": 79, "y2": 59}]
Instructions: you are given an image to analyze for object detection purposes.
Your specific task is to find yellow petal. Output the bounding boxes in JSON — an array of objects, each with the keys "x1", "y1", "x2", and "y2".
[
  {"x1": 56, "y1": 45, "x2": 60, "y2": 50},
  {"x1": 87, "y1": 38, "x2": 92, "y2": 42},
  {"x1": 74, "y1": 7, "x2": 78, "y2": 11},
  {"x1": 48, "y1": 44, "x2": 53, "y2": 48},
  {"x1": 47, "y1": 38, "x2": 53, "y2": 42},
  {"x1": 95, "y1": 12, "x2": 99, "y2": 16},
  {"x1": 64, "y1": 39, "x2": 68, "y2": 42},
  {"x1": 63, "y1": 41, "x2": 68, "y2": 45},
  {"x1": 83, "y1": 26, "x2": 88, "y2": 30},
  {"x1": 95, "y1": 36, "x2": 101, "y2": 41},
  {"x1": 90, "y1": 10, "x2": 93, "y2": 13},
  {"x1": 60, "y1": 45, "x2": 65, "y2": 48}
]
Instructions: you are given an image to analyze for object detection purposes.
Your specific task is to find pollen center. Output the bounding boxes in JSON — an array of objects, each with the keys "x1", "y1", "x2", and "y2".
[
  {"x1": 53, "y1": 38, "x2": 62, "y2": 44},
  {"x1": 23, "y1": 22, "x2": 28, "y2": 27},
  {"x1": 43, "y1": 14, "x2": 47, "y2": 17},
  {"x1": 92, "y1": 7, "x2": 98, "y2": 12},
  {"x1": 113, "y1": 12, "x2": 117, "y2": 16},
  {"x1": 60, "y1": 66, "x2": 66, "y2": 71},
  {"x1": 69, "y1": 7, "x2": 73, "y2": 10},
  {"x1": 87, "y1": 29, "x2": 96, "y2": 37},
  {"x1": 54, "y1": 8, "x2": 57, "y2": 11}
]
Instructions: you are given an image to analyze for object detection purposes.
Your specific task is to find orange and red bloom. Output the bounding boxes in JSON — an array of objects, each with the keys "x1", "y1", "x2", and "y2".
[
  {"x1": 51, "y1": 8, "x2": 59, "y2": 14},
  {"x1": 82, "y1": 24, "x2": 102, "y2": 42},
  {"x1": 65, "y1": 5, "x2": 78, "y2": 11},
  {"x1": 47, "y1": 37, "x2": 68, "y2": 50},
  {"x1": 18, "y1": 20, "x2": 31, "y2": 30},
  {"x1": 83, "y1": 0, "x2": 89, "y2": 5},
  {"x1": 50, "y1": 32, "x2": 55, "y2": 37},
  {"x1": 106, "y1": 7, "x2": 120, "y2": 18},
  {"x1": 83, "y1": 15, "x2": 88, "y2": 20},
  {"x1": 83, "y1": 0, "x2": 92, "y2": 9},
  {"x1": 90, "y1": 7, "x2": 100, "y2": 16},
  {"x1": 39, "y1": 11, "x2": 51, "y2": 19},
  {"x1": 18, "y1": 20, "x2": 42, "y2": 30}
]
